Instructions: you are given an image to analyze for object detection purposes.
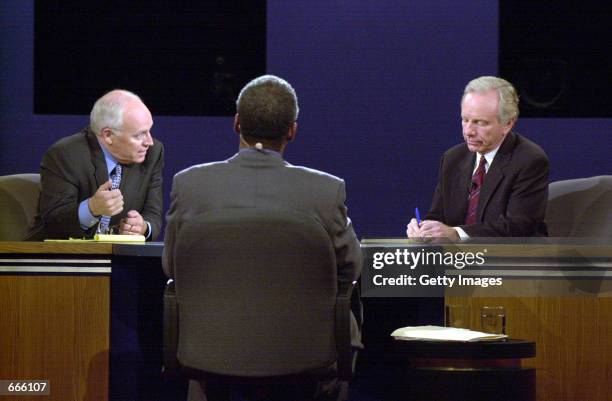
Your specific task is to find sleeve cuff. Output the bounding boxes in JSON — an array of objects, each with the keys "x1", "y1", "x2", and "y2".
[
  {"x1": 78, "y1": 199, "x2": 99, "y2": 230},
  {"x1": 454, "y1": 227, "x2": 470, "y2": 242},
  {"x1": 144, "y1": 221, "x2": 152, "y2": 240}
]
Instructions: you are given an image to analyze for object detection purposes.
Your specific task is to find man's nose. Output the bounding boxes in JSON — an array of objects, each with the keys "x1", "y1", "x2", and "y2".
[{"x1": 143, "y1": 132, "x2": 153, "y2": 146}]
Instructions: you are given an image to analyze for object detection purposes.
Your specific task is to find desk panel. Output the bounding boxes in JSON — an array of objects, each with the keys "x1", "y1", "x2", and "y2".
[
  {"x1": 0, "y1": 275, "x2": 109, "y2": 401},
  {"x1": 0, "y1": 242, "x2": 183, "y2": 401},
  {"x1": 442, "y1": 241, "x2": 612, "y2": 401},
  {"x1": 360, "y1": 239, "x2": 612, "y2": 401},
  {"x1": 0, "y1": 244, "x2": 111, "y2": 401},
  {"x1": 444, "y1": 296, "x2": 612, "y2": 401}
]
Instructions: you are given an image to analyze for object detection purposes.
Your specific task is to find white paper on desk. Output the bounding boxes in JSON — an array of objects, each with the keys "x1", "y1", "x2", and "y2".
[{"x1": 391, "y1": 325, "x2": 508, "y2": 342}]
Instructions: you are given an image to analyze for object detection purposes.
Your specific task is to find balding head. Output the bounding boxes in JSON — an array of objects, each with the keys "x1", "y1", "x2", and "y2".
[
  {"x1": 90, "y1": 89, "x2": 144, "y2": 135},
  {"x1": 91, "y1": 89, "x2": 154, "y2": 164}
]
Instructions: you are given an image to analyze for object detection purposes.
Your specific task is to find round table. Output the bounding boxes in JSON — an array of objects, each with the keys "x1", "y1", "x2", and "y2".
[{"x1": 391, "y1": 338, "x2": 536, "y2": 401}]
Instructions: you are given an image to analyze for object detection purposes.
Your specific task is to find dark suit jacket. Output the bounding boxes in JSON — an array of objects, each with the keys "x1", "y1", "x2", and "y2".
[
  {"x1": 426, "y1": 132, "x2": 549, "y2": 237},
  {"x1": 163, "y1": 149, "x2": 363, "y2": 347},
  {"x1": 26, "y1": 127, "x2": 164, "y2": 240}
]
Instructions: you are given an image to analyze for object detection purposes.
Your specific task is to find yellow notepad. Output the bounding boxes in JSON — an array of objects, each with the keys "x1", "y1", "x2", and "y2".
[{"x1": 93, "y1": 234, "x2": 146, "y2": 242}]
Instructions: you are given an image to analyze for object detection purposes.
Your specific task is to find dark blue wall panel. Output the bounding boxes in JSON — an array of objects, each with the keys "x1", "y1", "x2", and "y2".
[{"x1": 1, "y1": 1, "x2": 610, "y2": 238}]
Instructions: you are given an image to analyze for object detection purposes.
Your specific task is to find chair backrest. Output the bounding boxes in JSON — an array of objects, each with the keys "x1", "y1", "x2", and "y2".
[
  {"x1": 546, "y1": 175, "x2": 612, "y2": 237},
  {"x1": 173, "y1": 208, "x2": 338, "y2": 377},
  {"x1": 0, "y1": 174, "x2": 40, "y2": 241}
]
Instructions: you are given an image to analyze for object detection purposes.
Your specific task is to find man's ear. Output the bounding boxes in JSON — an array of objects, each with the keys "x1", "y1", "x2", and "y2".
[
  {"x1": 100, "y1": 127, "x2": 114, "y2": 145},
  {"x1": 286, "y1": 122, "x2": 298, "y2": 142},
  {"x1": 502, "y1": 117, "x2": 516, "y2": 135},
  {"x1": 233, "y1": 114, "x2": 241, "y2": 134}
]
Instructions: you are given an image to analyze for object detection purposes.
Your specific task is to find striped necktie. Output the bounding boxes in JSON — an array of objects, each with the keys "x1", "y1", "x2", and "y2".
[
  {"x1": 98, "y1": 164, "x2": 122, "y2": 233},
  {"x1": 464, "y1": 156, "x2": 486, "y2": 225}
]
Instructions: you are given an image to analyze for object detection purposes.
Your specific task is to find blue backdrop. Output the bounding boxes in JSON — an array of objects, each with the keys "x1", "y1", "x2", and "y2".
[{"x1": 1, "y1": 1, "x2": 610, "y2": 238}]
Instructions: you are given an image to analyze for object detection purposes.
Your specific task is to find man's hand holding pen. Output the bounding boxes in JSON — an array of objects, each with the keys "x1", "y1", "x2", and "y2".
[{"x1": 406, "y1": 207, "x2": 459, "y2": 242}]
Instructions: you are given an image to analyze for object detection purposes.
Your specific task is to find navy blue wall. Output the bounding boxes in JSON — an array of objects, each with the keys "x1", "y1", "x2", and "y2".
[{"x1": 1, "y1": 1, "x2": 610, "y2": 238}]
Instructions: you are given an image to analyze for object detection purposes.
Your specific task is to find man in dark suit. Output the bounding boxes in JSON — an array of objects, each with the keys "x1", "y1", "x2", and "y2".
[
  {"x1": 26, "y1": 89, "x2": 163, "y2": 240},
  {"x1": 407, "y1": 76, "x2": 549, "y2": 241},
  {"x1": 163, "y1": 75, "x2": 362, "y2": 401}
]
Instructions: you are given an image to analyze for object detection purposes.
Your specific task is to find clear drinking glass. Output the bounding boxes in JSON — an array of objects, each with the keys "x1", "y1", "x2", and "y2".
[{"x1": 480, "y1": 306, "x2": 506, "y2": 334}]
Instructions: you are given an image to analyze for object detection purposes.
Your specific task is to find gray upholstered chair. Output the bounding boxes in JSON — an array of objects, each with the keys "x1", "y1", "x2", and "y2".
[
  {"x1": 546, "y1": 175, "x2": 612, "y2": 237},
  {"x1": 163, "y1": 208, "x2": 354, "y2": 384},
  {"x1": 0, "y1": 174, "x2": 40, "y2": 240}
]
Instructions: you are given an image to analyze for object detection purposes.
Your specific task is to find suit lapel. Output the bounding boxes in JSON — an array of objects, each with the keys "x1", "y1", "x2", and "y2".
[
  {"x1": 118, "y1": 163, "x2": 138, "y2": 214},
  {"x1": 86, "y1": 129, "x2": 109, "y2": 188},
  {"x1": 477, "y1": 132, "x2": 516, "y2": 220},
  {"x1": 450, "y1": 151, "x2": 474, "y2": 223}
]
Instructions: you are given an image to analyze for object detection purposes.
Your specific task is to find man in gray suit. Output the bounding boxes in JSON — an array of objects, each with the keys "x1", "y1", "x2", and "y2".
[
  {"x1": 27, "y1": 89, "x2": 163, "y2": 240},
  {"x1": 163, "y1": 75, "x2": 362, "y2": 401}
]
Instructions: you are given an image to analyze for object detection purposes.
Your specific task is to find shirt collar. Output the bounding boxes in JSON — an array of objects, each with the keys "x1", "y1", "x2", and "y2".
[
  {"x1": 474, "y1": 146, "x2": 500, "y2": 174},
  {"x1": 238, "y1": 147, "x2": 283, "y2": 159}
]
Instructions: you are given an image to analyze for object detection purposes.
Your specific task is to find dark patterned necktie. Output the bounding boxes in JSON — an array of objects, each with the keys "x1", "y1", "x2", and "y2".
[
  {"x1": 98, "y1": 164, "x2": 122, "y2": 233},
  {"x1": 464, "y1": 156, "x2": 486, "y2": 225}
]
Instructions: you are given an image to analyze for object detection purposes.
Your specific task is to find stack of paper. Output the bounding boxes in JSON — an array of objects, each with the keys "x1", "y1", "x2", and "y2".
[{"x1": 391, "y1": 325, "x2": 507, "y2": 342}]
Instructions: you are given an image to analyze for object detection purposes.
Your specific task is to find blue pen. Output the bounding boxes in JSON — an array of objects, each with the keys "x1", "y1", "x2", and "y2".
[{"x1": 415, "y1": 207, "x2": 421, "y2": 225}]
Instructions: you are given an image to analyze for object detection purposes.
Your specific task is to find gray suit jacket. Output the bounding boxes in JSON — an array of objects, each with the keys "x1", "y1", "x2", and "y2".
[
  {"x1": 162, "y1": 149, "x2": 363, "y2": 346},
  {"x1": 26, "y1": 127, "x2": 164, "y2": 240}
]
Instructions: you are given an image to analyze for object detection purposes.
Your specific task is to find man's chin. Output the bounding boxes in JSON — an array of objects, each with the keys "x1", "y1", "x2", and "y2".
[
  {"x1": 134, "y1": 153, "x2": 147, "y2": 163},
  {"x1": 466, "y1": 144, "x2": 480, "y2": 153}
]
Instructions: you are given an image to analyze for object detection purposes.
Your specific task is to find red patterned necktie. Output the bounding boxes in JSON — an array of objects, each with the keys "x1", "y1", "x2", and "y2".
[{"x1": 464, "y1": 155, "x2": 486, "y2": 225}]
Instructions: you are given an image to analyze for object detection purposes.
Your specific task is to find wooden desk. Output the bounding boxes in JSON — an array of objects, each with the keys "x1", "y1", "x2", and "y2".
[
  {"x1": 443, "y1": 240, "x2": 612, "y2": 401},
  {"x1": 0, "y1": 242, "x2": 111, "y2": 401},
  {"x1": 0, "y1": 242, "x2": 174, "y2": 401},
  {"x1": 361, "y1": 238, "x2": 612, "y2": 401}
]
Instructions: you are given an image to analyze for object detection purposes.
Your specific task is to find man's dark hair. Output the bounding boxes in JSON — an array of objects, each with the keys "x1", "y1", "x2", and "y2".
[{"x1": 236, "y1": 75, "x2": 299, "y2": 139}]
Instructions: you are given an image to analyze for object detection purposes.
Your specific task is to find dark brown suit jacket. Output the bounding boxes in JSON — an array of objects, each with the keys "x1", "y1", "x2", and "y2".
[
  {"x1": 426, "y1": 132, "x2": 549, "y2": 237},
  {"x1": 26, "y1": 127, "x2": 164, "y2": 240}
]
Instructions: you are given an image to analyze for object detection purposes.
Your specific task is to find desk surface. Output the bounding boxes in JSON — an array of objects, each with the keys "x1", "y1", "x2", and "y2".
[
  {"x1": 0, "y1": 241, "x2": 113, "y2": 254},
  {"x1": 2, "y1": 238, "x2": 610, "y2": 256},
  {"x1": 0, "y1": 241, "x2": 165, "y2": 256},
  {"x1": 113, "y1": 242, "x2": 163, "y2": 257}
]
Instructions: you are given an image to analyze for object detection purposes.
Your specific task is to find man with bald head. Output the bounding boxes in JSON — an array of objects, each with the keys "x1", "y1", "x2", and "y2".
[
  {"x1": 27, "y1": 89, "x2": 164, "y2": 240},
  {"x1": 407, "y1": 76, "x2": 549, "y2": 241}
]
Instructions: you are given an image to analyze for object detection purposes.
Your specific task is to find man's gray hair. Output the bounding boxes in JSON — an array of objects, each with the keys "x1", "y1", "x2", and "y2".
[
  {"x1": 463, "y1": 76, "x2": 519, "y2": 124},
  {"x1": 90, "y1": 89, "x2": 142, "y2": 135},
  {"x1": 236, "y1": 75, "x2": 299, "y2": 139}
]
